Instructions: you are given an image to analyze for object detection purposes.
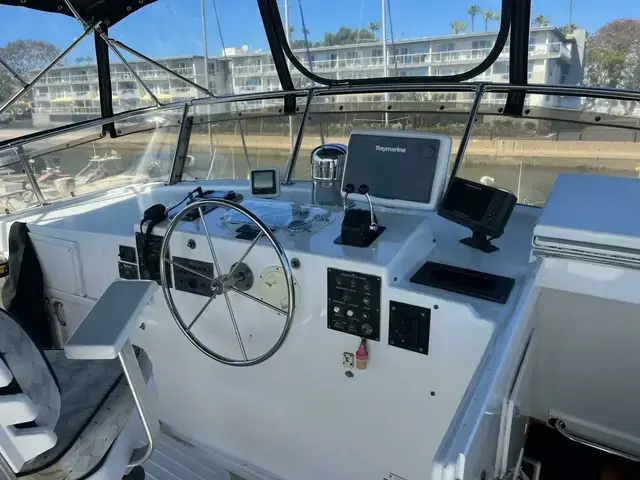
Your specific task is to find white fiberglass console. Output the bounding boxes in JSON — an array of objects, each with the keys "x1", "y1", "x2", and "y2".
[{"x1": 4, "y1": 178, "x2": 537, "y2": 480}]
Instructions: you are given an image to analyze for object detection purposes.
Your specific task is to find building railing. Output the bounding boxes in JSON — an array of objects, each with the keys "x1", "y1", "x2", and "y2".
[
  {"x1": 230, "y1": 42, "x2": 569, "y2": 77},
  {"x1": 34, "y1": 106, "x2": 101, "y2": 114}
]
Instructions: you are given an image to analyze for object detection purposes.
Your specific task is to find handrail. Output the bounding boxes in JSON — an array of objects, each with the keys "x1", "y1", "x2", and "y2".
[
  {"x1": 118, "y1": 340, "x2": 157, "y2": 468},
  {"x1": 3, "y1": 83, "x2": 640, "y2": 154},
  {"x1": 550, "y1": 418, "x2": 640, "y2": 463}
]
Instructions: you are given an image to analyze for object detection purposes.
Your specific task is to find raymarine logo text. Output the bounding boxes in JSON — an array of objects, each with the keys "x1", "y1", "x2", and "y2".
[{"x1": 375, "y1": 145, "x2": 406, "y2": 154}]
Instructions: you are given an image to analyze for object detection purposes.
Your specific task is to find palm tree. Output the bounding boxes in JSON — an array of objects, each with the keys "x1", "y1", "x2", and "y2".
[
  {"x1": 532, "y1": 15, "x2": 550, "y2": 27},
  {"x1": 368, "y1": 22, "x2": 381, "y2": 39},
  {"x1": 451, "y1": 21, "x2": 467, "y2": 35},
  {"x1": 467, "y1": 5, "x2": 482, "y2": 33},
  {"x1": 482, "y1": 9, "x2": 498, "y2": 31}
]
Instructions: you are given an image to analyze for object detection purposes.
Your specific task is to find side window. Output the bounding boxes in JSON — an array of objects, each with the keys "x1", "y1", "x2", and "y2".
[{"x1": 457, "y1": 95, "x2": 640, "y2": 207}]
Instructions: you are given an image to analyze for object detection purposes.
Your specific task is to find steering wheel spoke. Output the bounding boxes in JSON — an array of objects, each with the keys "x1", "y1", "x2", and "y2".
[
  {"x1": 229, "y1": 286, "x2": 287, "y2": 316},
  {"x1": 159, "y1": 198, "x2": 295, "y2": 367}
]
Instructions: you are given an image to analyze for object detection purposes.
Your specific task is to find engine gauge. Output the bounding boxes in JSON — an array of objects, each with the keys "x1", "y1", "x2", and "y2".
[{"x1": 259, "y1": 266, "x2": 301, "y2": 312}]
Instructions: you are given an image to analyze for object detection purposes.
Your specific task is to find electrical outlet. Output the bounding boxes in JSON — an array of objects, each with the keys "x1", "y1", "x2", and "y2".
[{"x1": 342, "y1": 352, "x2": 355, "y2": 368}]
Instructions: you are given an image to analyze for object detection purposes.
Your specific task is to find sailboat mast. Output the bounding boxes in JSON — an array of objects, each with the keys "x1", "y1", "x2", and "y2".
[
  {"x1": 201, "y1": 0, "x2": 214, "y2": 162},
  {"x1": 382, "y1": 0, "x2": 389, "y2": 126},
  {"x1": 285, "y1": 0, "x2": 294, "y2": 152}
]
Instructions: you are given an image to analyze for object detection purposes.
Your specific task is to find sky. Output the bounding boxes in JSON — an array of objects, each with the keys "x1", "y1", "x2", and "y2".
[{"x1": 0, "y1": 0, "x2": 638, "y2": 61}]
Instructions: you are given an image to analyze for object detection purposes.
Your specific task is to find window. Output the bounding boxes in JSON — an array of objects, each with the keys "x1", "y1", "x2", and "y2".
[
  {"x1": 472, "y1": 40, "x2": 491, "y2": 50},
  {"x1": 434, "y1": 43, "x2": 455, "y2": 53}
]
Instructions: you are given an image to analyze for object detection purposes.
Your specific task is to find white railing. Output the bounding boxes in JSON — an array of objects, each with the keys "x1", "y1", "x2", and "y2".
[
  {"x1": 35, "y1": 106, "x2": 101, "y2": 114},
  {"x1": 119, "y1": 88, "x2": 138, "y2": 97},
  {"x1": 230, "y1": 42, "x2": 569, "y2": 77},
  {"x1": 71, "y1": 91, "x2": 94, "y2": 99}
]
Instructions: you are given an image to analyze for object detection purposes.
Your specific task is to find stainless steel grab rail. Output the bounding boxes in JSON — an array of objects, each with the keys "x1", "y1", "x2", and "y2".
[{"x1": 551, "y1": 418, "x2": 640, "y2": 463}]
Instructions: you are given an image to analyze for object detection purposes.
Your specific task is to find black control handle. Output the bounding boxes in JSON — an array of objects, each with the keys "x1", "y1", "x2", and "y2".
[
  {"x1": 344, "y1": 183, "x2": 355, "y2": 194},
  {"x1": 358, "y1": 184, "x2": 370, "y2": 195}
]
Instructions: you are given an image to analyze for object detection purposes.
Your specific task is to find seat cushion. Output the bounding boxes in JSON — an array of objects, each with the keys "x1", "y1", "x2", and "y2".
[
  {"x1": 20, "y1": 348, "x2": 152, "y2": 479},
  {"x1": 0, "y1": 309, "x2": 60, "y2": 430}
]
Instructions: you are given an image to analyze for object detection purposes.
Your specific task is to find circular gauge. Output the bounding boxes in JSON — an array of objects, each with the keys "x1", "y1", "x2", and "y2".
[{"x1": 259, "y1": 266, "x2": 301, "y2": 312}]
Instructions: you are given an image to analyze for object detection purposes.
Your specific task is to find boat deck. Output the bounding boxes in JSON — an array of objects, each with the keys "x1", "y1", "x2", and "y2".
[{"x1": 146, "y1": 428, "x2": 275, "y2": 480}]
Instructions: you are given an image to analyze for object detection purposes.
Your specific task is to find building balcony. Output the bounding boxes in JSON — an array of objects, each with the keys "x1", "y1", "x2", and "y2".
[
  {"x1": 46, "y1": 76, "x2": 72, "y2": 85},
  {"x1": 70, "y1": 91, "x2": 97, "y2": 100},
  {"x1": 35, "y1": 106, "x2": 100, "y2": 114},
  {"x1": 69, "y1": 74, "x2": 97, "y2": 84},
  {"x1": 111, "y1": 72, "x2": 137, "y2": 81},
  {"x1": 119, "y1": 88, "x2": 139, "y2": 99},
  {"x1": 171, "y1": 87, "x2": 197, "y2": 97},
  {"x1": 229, "y1": 42, "x2": 568, "y2": 77}
]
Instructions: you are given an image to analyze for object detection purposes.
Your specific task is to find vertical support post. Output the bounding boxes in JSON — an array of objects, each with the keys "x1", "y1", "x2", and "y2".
[
  {"x1": 94, "y1": 29, "x2": 115, "y2": 137},
  {"x1": 16, "y1": 146, "x2": 45, "y2": 205},
  {"x1": 169, "y1": 104, "x2": 193, "y2": 185},
  {"x1": 382, "y1": 0, "x2": 389, "y2": 127},
  {"x1": 201, "y1": 0, "x2": 214, "y2": 161},
  {"x1": 449, "y1": 84, "x2": 486, "y2": 179},
  {"x1": 283, "y1": 90, "x2": 314, "y2": 184}
]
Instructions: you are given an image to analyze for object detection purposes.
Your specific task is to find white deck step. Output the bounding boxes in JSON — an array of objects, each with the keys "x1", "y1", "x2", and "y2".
[{"x1": 144, "y1": 432, "x2": 230, "y2": 480}]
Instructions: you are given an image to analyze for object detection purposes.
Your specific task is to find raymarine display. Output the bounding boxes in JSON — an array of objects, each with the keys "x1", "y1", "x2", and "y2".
[{"x1": 341, "y1": 130, "x2": 451, "y2": 211}]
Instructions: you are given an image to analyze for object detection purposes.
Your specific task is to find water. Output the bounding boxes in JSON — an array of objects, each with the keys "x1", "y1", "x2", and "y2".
[{"x1": 26, "y1": 145, "x2": 636, "y2": 207}]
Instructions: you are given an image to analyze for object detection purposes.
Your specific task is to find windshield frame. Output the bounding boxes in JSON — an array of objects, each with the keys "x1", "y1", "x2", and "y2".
[{"x1": 260, "y1": 0, "x2": 512, "y2": 86}]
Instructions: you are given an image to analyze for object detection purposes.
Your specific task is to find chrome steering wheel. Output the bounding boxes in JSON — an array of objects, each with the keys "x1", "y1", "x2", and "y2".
[{"x1": 159, "y1": 199, "x2": 295, "y2": 366}]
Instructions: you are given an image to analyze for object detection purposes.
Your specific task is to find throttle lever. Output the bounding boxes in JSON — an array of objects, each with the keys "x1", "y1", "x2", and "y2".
[{"x1": 358, "y1": 184, "x2": 378, "y2": 232}]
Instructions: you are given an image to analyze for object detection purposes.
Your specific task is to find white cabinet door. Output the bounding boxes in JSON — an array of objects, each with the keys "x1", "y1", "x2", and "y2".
[
  {"x1": 44, "y1": 288, "x2": 95, "y2": 345},
  {"x1": 431, "y1": 277, "x2": 539, "y2": 480}
]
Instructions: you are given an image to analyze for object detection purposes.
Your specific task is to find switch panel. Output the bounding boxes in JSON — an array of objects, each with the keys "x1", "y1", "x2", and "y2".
[
  {"x1": 118, "y1": 245, "x2": 137, "y2": 264},
  {"x1": 135, "y1": 232, "x2": 171, "y2": 287},
  {"x1": 327, "y1": 268, "x2": 381, "y2": 341},
  {"x1": 173, "y1": 257, "x2": 214, "y2": 297},
  {"x1": 118, "y1": 261, "x2": 139, "y2": 280},
  {"x1": 388, "y1": 301, "x2": 430, "y2": 356}
]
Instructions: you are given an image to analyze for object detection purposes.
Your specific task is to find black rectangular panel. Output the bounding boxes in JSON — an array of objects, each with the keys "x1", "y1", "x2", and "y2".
[
  {"x1": 135, "y1": 232, "x2": 171, "y2": 287},
  {"x1": 327, "y1": 268, "x2": 381, "y2": 341},
  {"x1": 118, "y1": 261, "x2": 139, "y2": 280},
  {"x1": 410, "y1": 261, "x2": 514, "y2": 304},
  {"x1": 389, "y1": 301, "x2": 430, "y2": 356},
  {"x1": 118, "y1": 245, "x2": 137, "y2": 264},
  {"x1": 173, "y1": 257, "x2": 214, "y2": 297}
]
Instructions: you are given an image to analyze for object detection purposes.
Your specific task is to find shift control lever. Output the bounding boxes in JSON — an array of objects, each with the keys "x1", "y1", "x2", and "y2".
[
  {"x1": 358, "y1": 184, "x2": 378, "y2": 232},
  {"x1": 343, "y1": 183, "x2": 355, "y2": 213},
  {"x1": 335, "y1": 183, "x2": 385, "y2": 248}
]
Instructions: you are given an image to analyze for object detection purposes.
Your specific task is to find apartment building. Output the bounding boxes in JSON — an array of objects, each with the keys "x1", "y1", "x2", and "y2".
[
  {"x1": 31, "y1": 55, "x2": 231, "y2": 126},
  {"x1": 30, "y1": 26, "x2": 585, "y2": 126}
]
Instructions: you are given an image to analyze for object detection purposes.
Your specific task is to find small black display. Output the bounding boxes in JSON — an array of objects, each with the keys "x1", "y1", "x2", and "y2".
[
  {"x1": 441, "y1": 180, "x2": 493, "y2": 222},
  {"x1": 438, "y1": 177, "x2": 517, "y2": 253},
  {"x1": 251, "y1": 169, "x2": 279, "y2": 196}
]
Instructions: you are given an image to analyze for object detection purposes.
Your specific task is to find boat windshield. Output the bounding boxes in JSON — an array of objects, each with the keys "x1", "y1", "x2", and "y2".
[{"x1": 0, "y1": 0, "x2": 638, "y2": 214}]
